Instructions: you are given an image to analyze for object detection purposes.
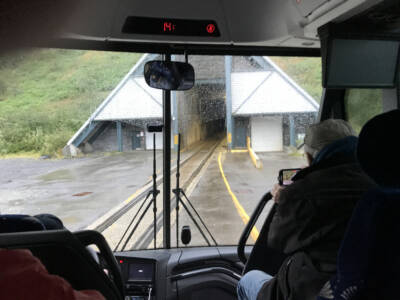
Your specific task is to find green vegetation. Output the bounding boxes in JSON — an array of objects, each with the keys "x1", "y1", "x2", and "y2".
[
  {"x1": 345, "y1": 89, "x2": 382, "y2": 133},
  {"x1": 270, "y1": 57, "x2": 323, "y2": 102},
  {"x1": 0, "y1": 49, "x2": 141, "y2": 156}
]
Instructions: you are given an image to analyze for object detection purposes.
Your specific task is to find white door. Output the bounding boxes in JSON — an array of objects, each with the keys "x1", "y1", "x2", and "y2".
[
  {"x1": 251, "y1": 116, "x2": 283, "y2": 152},
  {"x1": 146, "y1": 132, "x2": 163, "y2": 150}
]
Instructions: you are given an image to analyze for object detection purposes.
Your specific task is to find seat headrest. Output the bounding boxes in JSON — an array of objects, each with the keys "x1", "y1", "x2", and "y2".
[{"x1": 357, "y1": 109, "x2": 400, "y2": 187}]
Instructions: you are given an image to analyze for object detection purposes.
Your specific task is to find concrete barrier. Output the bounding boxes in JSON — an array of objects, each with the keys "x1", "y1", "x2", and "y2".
[
  {"x1": 62, "y1": 144, "x2": 82, "y2": 157},
  {"x1": 247, "y1": 137, "x2": 263, "y2": 169}
]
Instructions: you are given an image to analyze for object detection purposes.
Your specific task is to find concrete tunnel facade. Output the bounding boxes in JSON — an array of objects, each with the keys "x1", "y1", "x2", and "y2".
[{"x1": 64, "y1": 55, "x2": 318, "y2": 156}]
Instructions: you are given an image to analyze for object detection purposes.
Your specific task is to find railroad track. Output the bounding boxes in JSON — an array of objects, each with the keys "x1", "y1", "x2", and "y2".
[
  {"x1": 130, "y1": 139, "x2": 220, "y2": 250},
  {"x1": 90, "y1": 139, "x2": 221, "y2": 235}
]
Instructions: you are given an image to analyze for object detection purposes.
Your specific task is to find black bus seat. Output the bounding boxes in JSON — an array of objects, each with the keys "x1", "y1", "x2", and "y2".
[
  {"x1": 0, "y1": 229, "x2": 124, "y2": 300},
  {"x1": 0, "y1": 213, "x2": 65, "y2": 233},
  {"x1": 318, "y1": 110, "x2": 400, "y2": 300}
]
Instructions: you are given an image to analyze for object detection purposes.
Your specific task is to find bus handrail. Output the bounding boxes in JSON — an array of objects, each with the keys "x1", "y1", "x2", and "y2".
[{"x1": 237, "y1": 192, "x2": 273, "y2": 264}]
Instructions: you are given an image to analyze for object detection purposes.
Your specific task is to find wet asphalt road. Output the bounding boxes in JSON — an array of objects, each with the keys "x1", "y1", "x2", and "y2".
[
  {"x1": 0, "y1": 152, "x2": 164, "y2": 230},
  {"x1": 226, "y1": 152, "x2": 306, "y2": 221},
  {"x1": 173, "y1": 149, "x2": 306, "y2": 247},
  {"x1": 101, "y1": 139, "x2": 220, "y2": 250},
  {"x1": 0, "y1": 147, "x2": 305, "y2": 243}
]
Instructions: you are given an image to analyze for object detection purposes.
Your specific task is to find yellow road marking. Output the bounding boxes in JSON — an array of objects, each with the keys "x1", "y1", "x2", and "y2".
[
  {"x1": 231, "y1": 149, "x2": 248, "y2": 153},
  {"x1": 247, "y1": 137, "x2": 262, "y2": 169},
  {"x1": 124, "y1": 190, "x2": 142, "y2": 204},
  {"x1": 217, "y1": 151, "x2": 259, "y2": 242}
]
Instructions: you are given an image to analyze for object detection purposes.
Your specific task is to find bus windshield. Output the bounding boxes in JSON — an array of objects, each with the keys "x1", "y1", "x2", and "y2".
[{"x1": 0, "y1": 49, "x2": 322, "y2": 250}]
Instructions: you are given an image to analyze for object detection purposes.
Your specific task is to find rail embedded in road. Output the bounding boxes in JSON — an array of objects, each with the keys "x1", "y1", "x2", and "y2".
[{"x1": 88, "y1": 139, "x2": 221, "y2": 249}]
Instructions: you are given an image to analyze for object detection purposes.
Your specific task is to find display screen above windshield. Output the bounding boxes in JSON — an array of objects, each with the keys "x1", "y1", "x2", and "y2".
[{"x1": 122, "y1": 16, "x2": 220, "y2": 37}]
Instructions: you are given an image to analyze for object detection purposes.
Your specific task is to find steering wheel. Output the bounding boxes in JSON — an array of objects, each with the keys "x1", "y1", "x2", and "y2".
[{"x1": 74, "y1": 230, "x2": 125, "y2": 299}]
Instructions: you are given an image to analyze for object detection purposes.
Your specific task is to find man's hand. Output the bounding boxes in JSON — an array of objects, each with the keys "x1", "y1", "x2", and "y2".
[{"x1": 271, "y1": 183, "x2": 284, "y2": 203}]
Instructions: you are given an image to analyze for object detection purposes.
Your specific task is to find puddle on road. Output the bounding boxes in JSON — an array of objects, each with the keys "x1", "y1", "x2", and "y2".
[{"x1": 39, "y1": 169, "x2": 75, "y2": 181}]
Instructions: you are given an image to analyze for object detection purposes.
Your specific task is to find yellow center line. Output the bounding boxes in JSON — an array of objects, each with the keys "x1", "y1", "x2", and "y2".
[{"x1": 217, "y1": 151, "x2": 259, "y2": 242}]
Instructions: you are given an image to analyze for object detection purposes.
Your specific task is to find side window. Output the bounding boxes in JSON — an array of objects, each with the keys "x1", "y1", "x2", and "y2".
[{"x1": 345, "y1": 89, "x2": 383, "y2": 134}]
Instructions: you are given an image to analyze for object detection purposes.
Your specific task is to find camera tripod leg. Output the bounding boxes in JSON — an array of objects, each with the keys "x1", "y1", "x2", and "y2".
[
  {"x1": 176, "y1": 196, "x2": 179, "y2": 248},
  {"x1": 177, "y1": 194, "x2": 211, "y2": 246},
  {"x1": 152, "y1": 189, "x2": 159, "y2": 249},
  {"x1": 121, "y1": 198, "x2": 154, "y2": 251},
  {"x1": 181, "y1": 190, "x2": 217, "y2": 246},
  {"x1": 114, "y1": 190, "x2": 152, "y2": 251}
]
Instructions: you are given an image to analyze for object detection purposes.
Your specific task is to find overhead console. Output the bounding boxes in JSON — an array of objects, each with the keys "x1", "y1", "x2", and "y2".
[
  {"x1": 9, "y1": 0, "x2": 387, "y2": 52},
  {"x1": 56, "y1": 0, "x2": 381, "y2": 49}
]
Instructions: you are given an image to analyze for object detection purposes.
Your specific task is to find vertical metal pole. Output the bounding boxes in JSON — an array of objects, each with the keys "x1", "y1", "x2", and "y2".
[
  {"x1": 289, "y1": 115, "x2": 296, "y2": 147},
  {"x1": 153, "y1": 133, "x2": 157, "y2": 249},
  {"x1": 163, "y1": 53, "x2": 172, "y2": 249},
  {"x1": 175, "y1": 134, "x2": 181, "y2": 248},
  {"x1": 172, "y1": 91, "x2": 179, "y2": 151},
  {"x1": 171, "y1": 55, "x2": 179, "y2": 152},
  {"x1": 225, "y1": 56, "x2": 233, "y2": 150},
  {"x1": 117, "y1": 121, "x2": 123, "y2": 152}
]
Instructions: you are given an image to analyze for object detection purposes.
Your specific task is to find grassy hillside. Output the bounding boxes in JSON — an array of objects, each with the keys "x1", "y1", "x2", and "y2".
[
  {"x1": 0, "y1": 49, "x2": 141, "y2": 156},
  {"x1": 270, "y1": 56, "x2": 323, "y2": 102},
  {"x1": 0, "y1": 50, "x2": 322, "y2": 156}
]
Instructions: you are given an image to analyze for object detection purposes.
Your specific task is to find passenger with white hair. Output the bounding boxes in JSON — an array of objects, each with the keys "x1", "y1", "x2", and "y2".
[{"x1": 238, "y1": 119, "x2": 376, "y2": 300}]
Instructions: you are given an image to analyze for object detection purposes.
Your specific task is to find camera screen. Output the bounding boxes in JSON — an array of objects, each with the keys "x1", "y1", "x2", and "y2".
[{"x1": 282, "y1": 169, "x2": 300, "y2": 185}]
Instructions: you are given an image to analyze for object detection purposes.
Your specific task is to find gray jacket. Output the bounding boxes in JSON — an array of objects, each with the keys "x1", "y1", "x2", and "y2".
[{"x1": 257, "y1": 155, "x2": 375, "y2": 300}]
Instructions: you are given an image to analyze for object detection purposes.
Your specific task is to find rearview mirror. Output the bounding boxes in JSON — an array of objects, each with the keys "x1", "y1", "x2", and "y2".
[{"x1": 144, "y1": 61, "x2": 195, "y2": 91}]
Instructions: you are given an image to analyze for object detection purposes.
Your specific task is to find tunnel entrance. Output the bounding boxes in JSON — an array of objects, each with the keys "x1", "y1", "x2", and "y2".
[{"x1": 176, "y1": 81, "x2": 226, "y2": 150}]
